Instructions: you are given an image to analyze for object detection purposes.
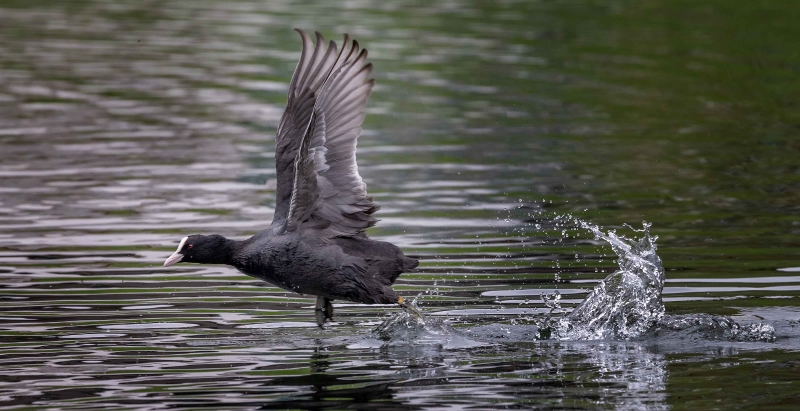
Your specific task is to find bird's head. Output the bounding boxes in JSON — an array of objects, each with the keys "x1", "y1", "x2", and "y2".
[{"x1": 163, "y1": 234, "x2": 232, "y2": 266}]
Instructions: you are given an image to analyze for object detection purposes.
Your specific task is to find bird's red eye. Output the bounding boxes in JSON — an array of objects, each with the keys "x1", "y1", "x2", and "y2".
[{"x1": 188, "y1": 244, "x2": 193, "y2": 249}]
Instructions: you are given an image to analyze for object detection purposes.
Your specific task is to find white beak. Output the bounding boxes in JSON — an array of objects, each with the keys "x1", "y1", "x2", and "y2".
[
  {"x1": 163, "y1": 237, "x2": 188, "y2": 267},
  {"x1": 163, "y1": 252, "x2": 183, "y2": 267}
]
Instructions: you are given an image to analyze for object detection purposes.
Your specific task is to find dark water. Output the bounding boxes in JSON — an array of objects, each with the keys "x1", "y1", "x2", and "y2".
[{"x1": 1, "y1": 0, "x2": 799, "y2": 409}]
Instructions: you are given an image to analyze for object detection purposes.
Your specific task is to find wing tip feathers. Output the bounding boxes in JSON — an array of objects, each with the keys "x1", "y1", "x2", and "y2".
[{"x1": 284, "y1": 28, "x2": 380, "y2": 237}]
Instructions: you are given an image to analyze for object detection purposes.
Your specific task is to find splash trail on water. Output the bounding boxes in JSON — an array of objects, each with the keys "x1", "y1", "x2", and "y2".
[
  {"x1": 365, "y1": 295, "x2": 486, "y2": 349},
  {"x1": 374, "y1": 217, "x2": 775, "y2": 345}
]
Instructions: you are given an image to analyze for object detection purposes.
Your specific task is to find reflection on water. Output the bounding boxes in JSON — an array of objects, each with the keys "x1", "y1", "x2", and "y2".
[{"x1": 2, "y1": 0, "x2": 800, "y2": 409}]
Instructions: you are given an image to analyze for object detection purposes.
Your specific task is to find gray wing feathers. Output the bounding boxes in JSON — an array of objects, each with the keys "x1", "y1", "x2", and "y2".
[
  {"x1": 285, "y1": 117, "x2": 327, "y2": 232},
  {"x1": 285, "y1": 31, "x2": 379, "y2": 236},
  {"x1": 273, "y1": 30, "x2": 355, "y2": 226}
]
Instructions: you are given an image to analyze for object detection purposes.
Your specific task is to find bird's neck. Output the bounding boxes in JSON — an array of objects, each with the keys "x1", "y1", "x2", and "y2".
[{"x1": 200, "y1": 237, "x2": 241, "y2": 266}]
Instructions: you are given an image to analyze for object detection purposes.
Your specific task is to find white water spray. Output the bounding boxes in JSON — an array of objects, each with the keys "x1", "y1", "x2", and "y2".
[{"x1": 550, "y1": 220, "x2": 666, "y2": 340}]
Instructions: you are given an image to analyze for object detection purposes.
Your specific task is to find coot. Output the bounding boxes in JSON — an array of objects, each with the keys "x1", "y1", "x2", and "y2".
[{"x1": 163, "y1": 29, "x2": 419, "y2": 326}]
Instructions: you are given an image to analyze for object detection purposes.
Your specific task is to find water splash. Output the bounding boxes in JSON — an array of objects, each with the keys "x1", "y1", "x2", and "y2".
[
  {"x1": 548, "y1": 221, "x2": 666, "y2": 340},
  {"x1": 650, "y1": 314, "x2": 776, "y2": 342},
  {"x1": 369, "y1": 296, "x2": 485, "y2": 349},
  {"x1": 373, "y1": 297, "x2": 432, "y2": 340},
  {"x1": 541, "y1": 289, "x2": 563, "y2": 312},
  {"x1": 540, "y1": 218, "x2": 775, "y2": 342}
]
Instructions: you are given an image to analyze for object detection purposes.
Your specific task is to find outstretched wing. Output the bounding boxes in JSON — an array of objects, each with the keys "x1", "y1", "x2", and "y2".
[
  {"x1": 285, "y1": 33, "x2": 378, "y2": 236},
  {"x1": 272, "y1": 30, "x2": 358, "y2": 227}
]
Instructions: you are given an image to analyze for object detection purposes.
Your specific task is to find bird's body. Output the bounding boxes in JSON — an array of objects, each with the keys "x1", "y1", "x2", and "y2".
[
  {"x1": 163, "y1": 30, "x2": 418, "y2": 325},
  {"x1": 235, "y1": 230, "x2": 415, "y2": 304}
]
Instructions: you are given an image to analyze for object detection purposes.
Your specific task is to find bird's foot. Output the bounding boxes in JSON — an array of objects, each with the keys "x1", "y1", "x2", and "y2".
[
  {"x1": 398, "y1": 296, "x2": 424, "y2": 322},
  {"x1": 315, "y1": 309, "x2": 326, "y2": 328}
]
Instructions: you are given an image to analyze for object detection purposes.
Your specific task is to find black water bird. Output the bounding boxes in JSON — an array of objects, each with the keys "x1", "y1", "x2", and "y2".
[{"x1": 163, "y1": 30, "x2": 418, "y2": 326}]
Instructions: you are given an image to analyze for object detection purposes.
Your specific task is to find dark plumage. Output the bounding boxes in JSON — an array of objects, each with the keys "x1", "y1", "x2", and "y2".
[{"x1": 163, "y1": 29, "x2": 418, "y2": 326}]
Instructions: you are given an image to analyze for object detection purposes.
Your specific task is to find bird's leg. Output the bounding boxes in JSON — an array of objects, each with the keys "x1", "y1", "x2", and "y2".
[
  {"x1": 314, "y1": 297, "x2": 336, "y2": 327},
  {"x1": 324, "y1": 298, "x2": 334, "y2": 322},
  {"x1": 315, "y1": 296, "x2": 327, "y2": 327}
]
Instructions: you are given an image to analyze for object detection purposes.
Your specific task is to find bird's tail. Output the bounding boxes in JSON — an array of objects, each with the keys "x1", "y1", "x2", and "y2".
[{"x1": 403, "y1": 256, "x2": 419, "y2": 271}]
